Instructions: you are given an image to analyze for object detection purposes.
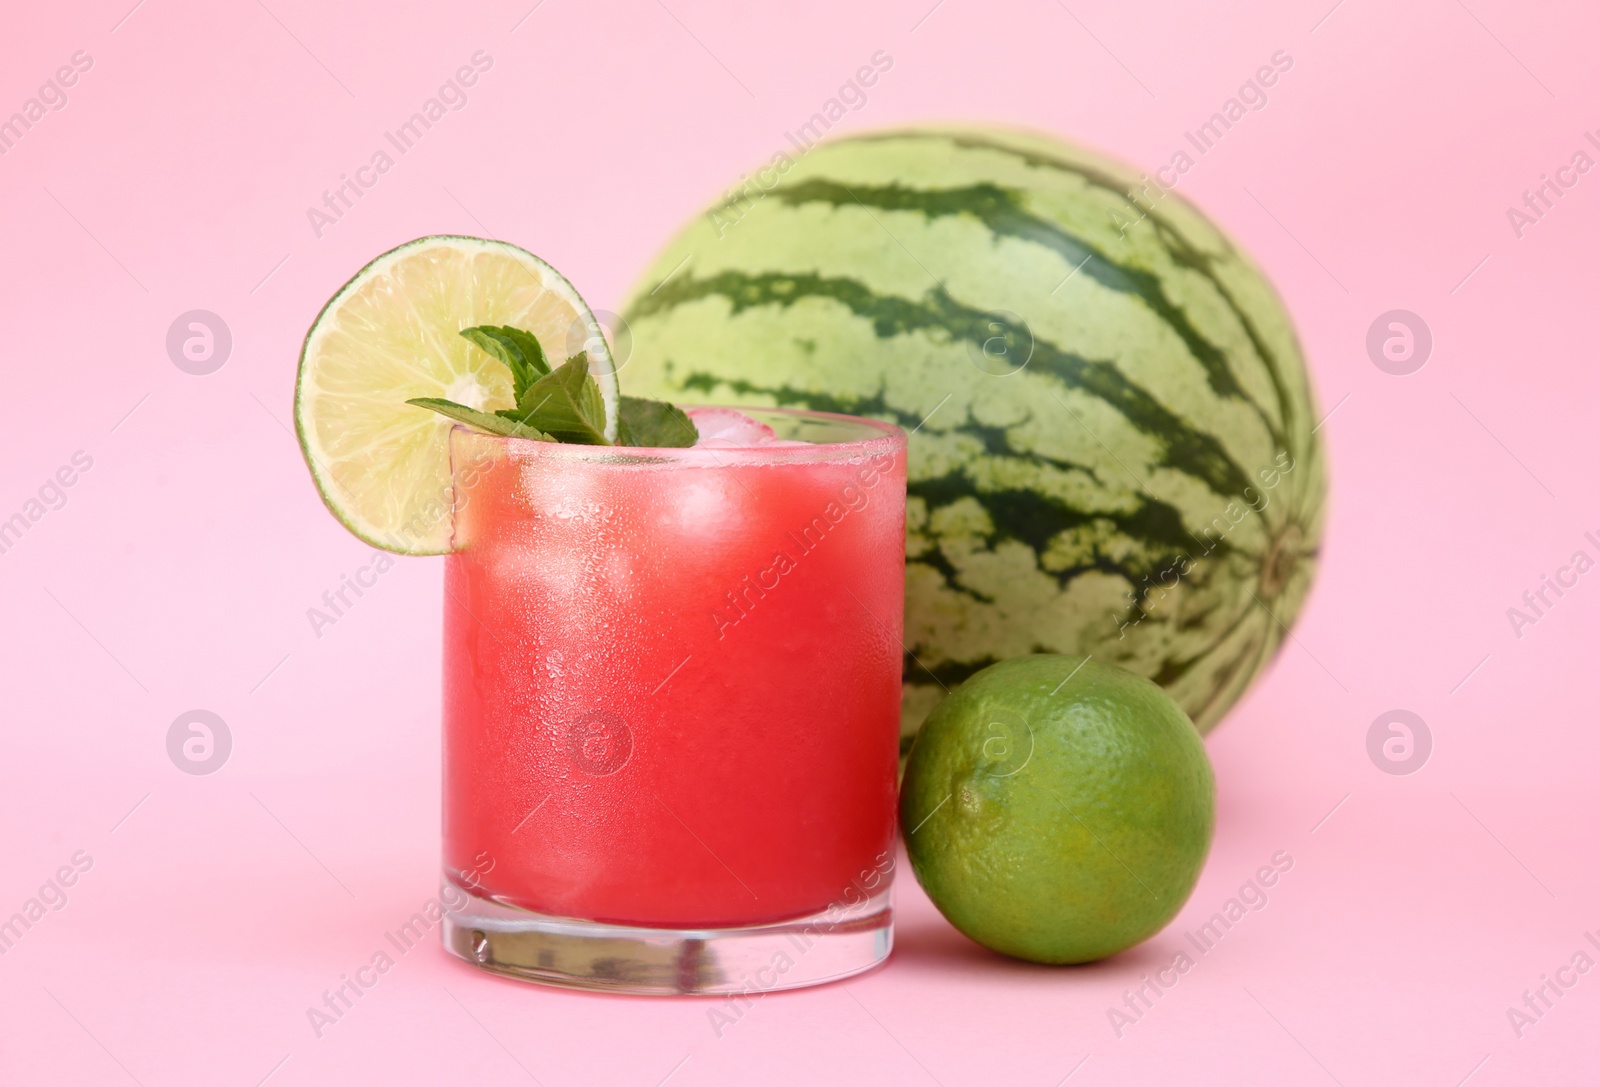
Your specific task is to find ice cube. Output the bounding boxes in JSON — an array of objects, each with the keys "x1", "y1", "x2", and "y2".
[{"x1": 688, "y1": 407, "x2": 777, "y2": 448}]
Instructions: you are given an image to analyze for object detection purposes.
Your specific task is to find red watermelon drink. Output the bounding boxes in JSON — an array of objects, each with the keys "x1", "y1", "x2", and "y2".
[{"x1": 440, "y1": 407, "x2": 906, "y2": 992}]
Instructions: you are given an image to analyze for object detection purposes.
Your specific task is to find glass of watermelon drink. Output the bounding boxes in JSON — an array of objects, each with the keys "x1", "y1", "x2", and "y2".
[{"x1": 439, "y1": 406, "x2": 907, "y2": 994}]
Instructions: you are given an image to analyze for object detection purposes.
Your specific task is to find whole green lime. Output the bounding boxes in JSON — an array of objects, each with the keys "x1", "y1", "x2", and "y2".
[{"x1": 900, "y1": 655, "x2": 1216, "y2": 964}]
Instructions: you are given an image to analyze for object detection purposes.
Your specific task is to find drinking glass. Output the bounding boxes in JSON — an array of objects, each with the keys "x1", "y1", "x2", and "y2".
[{"x1": 439, "y1": 408, "x2": 907, "y2": 994}]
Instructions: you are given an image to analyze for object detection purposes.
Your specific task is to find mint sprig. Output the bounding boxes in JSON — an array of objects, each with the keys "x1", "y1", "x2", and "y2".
[{"x1": 408, "y1": 324, "x2": 699, "y2": 448}]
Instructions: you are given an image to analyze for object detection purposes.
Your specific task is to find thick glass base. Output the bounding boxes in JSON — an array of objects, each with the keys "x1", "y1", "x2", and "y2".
[{"x1": 440, "y1": 881, "x2": 893, "y2": 995}]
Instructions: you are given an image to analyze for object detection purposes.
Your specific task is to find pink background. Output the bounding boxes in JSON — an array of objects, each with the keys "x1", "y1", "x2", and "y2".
[{"x1": 2, "y1": 0, "x2": 1596, "y2": 1083}]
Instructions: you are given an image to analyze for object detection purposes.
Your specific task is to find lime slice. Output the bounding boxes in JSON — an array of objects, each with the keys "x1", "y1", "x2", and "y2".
[{"x1": 294, "y1": 236, "x2": 620, "y2": 554}]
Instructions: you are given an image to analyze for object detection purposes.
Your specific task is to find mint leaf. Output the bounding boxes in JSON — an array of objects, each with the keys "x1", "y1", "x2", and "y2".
[
  {"x1": 481, "y1": 326, "x2": 551, "y2": 378},
  {"x1": 460, "y1": 326, "x2": 550, "y2": 402},
  {"x1": 407, "y1": 397, "x2": 552, "y2": 440},
  {"x1": 510, "y1": 356, "x2": 609, "y2": 445},
  {"x1": 618, "y1": 397, "x2": 698, "y2": 448},
  {"x1": 458, "y1": 328, "x2": 531, "y2": 398}
]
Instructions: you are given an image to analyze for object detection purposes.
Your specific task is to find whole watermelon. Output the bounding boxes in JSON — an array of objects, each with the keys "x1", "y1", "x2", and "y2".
[{"x1": 621, "y1": 126, "x2": 1326, "y2": 750}]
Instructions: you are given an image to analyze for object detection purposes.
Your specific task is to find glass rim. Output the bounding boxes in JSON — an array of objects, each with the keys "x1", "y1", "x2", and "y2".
[{"x1": 449, "y1": 404, "x2": 906, "y2": 465}]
